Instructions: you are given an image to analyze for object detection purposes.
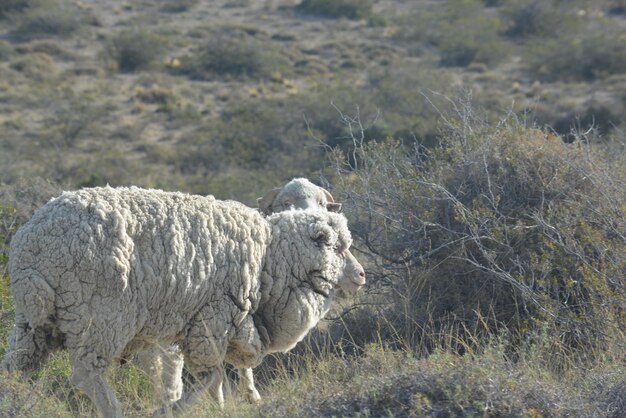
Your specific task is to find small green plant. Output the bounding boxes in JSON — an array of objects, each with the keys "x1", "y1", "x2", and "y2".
[
  {"x1": 176, "y1": 32, "x2": 288, "y2": 80},
  {"x1": 410, "y1": 0, "x2": 508, "y2": 67},
  {"x1": 159, "y1": 0, "x2": 199, "y2": 13},
  {"x1": 10, "y1": 52, "x2": 58, "y2": 81},
  {"x1": 500, "y1": 0, "x2": 563, "y2": 38},
  {"x1": 77, "y1": 173, "x2": 107, "y2": 188},
  {"x1": 297, "y1": 0, "x2": 374, "y2": 20},
  {"x1": 607, "y1": 0, "x2": 626, "y2": 14},
  {"x1": 104, "y1": 29, "x2": 166, "y2": 73},
  {"x1": 482, "y1": 0, "x2": 503, "y2": 6},
  {"x1": 437, "y1": 20, "x2": 507, "y2": 66},
  {"x1": 525, "y1": 18, "x2": 626, "y2": 81},
  {"x1": 0, "y1": 0, "x2": 31, "y2": 19},
  {"x1": 10, "y1": 0, "x2": 90, "y2": 39},
  {"x1": 0, "y1": 41, "x2": 12, "y2": 62}
]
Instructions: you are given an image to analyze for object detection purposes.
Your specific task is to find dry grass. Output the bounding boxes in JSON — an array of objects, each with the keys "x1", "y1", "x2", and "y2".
[{"x1": 0, "y1": 0, "x2": 624, "y2": 416}]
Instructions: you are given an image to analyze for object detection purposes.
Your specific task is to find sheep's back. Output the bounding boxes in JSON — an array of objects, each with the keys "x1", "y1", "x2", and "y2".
[{"x1": 9, "y1": 186, "x2": 270, "y2": 345}]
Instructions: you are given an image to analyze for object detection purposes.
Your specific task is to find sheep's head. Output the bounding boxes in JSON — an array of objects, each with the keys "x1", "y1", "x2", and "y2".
[
  {"x1": 265, "y1": 210, "x2": 365, "y2": 298},
  {"x1": 258, "y1": 210, "x2": 364, "y2": 353},
  {"x1": 257, "y1": 178, "x2": 342, "y2": 216}
]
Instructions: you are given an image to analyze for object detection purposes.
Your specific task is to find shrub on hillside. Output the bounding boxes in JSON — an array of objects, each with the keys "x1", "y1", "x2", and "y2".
[
  {"x1": 297, "y1": 0, "x2": 374, "y2": 20},
  {"x1": 134, "y1": 84, "x2": 201, "y2": 122},
  {"x1": 10, "y1": 0, "x2": 94, "y2": 39},
  {"x1": 364, "y1": 67, "x2": 456, "y2": 146},
  {"x1": 175, "y1": 31, "x2": 288, "y2": 80},
  {"x1": 163, "y1": 100, "x2": 321, "y2": 173},
  {"x1": 104, "y1": 29, "x2": 166, "y2": 73},
  {"x1": 142, "y1": 95, "x2": 328, "y2": 198},
  {"x1": 159, "y1": 0, "x2": 199, "y2": 13},
  {"x1": 0, "y1": 41, "x2": 12, "y2": 62},
  {"x1": 9, "y1": 52, "x2": 58, "y2": 81},
  {"x1": 482, "y1": 0, "x2": 504, "y2": 6},
  {"x1": 500, "y1": 0, "x2": 568, "y2": 38},
  {"x1": 607, "y1": 0, "x2": 626, "y2": 14},
  {"x1": 525, "y1": 18, "x2": 626, "y2": 81},
  {"x1": 0, "y1": 0, "x2": 31, "y2": 19},
  {"x1": 408, "y1": 0, "x2": 508, "y2": 67},
  {"x1": 327, "y1": 103, "x2": 625, "y2": 362},
  {"x1": 437, "y1": 20, "x2": 506, "y2": 66}
]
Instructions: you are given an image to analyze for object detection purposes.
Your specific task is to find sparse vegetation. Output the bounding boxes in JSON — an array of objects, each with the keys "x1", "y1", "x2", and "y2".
[
  {"x1": 526, "y1": 18, "x2": 626, "y2": 81},
  {"x1": 159, "y1": 0, "x2": 200, "y2": 13},
  {"x1": 0, "y1": 0, "x2": 31, "y2": 20},
  {"x1": 0, "y1": 0, "x2": 624, "y2": 415},
  {"x1": 0, "y1": 40, "x2": 12, "y2": 61},
  {"x1": 104, "y1": 29, "x2": 167, "y2": 73},
  {"x1": 500, "y1": 0, "x2": 565, "y2": 38},
  {"x1": 9, "y1": 0, "x2": 94, "y2": 39},
  {"x1": 175, "y1": 31, "x2": 289, "y2": 80},
  {"x1": 406, "y1": 0, "x2": 509, "y2": 67},
  {"x1": 326, "y1": 102, "x2": 625, "y2": 361},
  {"x1": 297, "y1": 0, "x2": 374, "y2": 20}
]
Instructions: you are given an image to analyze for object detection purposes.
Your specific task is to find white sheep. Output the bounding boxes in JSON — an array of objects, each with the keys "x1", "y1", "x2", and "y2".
[
  {"x1": 2, "y1": 186, "x2": 364, "y2": 417},
  {"x1": 243, "y1": 177, "x2": 344, "y2": 400},
  {"x1": 152, "y1": 177, "x2": 346, "y2": 405},
  {"x1": 257, "y1": 177, "x2": 342, "y2": 216}
]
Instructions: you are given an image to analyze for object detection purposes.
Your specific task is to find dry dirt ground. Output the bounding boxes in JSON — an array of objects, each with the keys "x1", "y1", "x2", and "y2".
[{"x1": 0, "y1": 0, "x2": 624, "y2": 191}]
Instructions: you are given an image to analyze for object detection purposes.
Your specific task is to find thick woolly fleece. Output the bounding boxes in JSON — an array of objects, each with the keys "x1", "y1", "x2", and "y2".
[
  {"x1": 152, "y1": 177, "x2": 347, "y2": 406},
  {"x1": 4, "y1": 187, "x2": 268, "y2": 377},
  {"x1": 3, "y1": 186, "x2": 362, "y2": 417},
  {"x1": 256, "y1": 208, "x2": 353, "y2": 353}
]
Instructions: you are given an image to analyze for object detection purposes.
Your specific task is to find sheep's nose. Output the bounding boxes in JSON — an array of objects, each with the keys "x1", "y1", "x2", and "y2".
[{"x1": 353, "y1": 270, "x2": 366, "y2": 286}]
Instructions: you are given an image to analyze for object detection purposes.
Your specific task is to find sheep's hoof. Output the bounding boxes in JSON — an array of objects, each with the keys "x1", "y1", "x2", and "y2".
[
  {"x1": 151, "y1": 406, "x2": 174, "y2": 418},
  {"x1": 245, "y1": 389, "x2": 261, "y2": 404}
]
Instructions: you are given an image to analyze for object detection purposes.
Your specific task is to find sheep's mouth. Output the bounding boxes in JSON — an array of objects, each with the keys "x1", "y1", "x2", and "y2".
[
  {"x1": 335, "y1": 277, "x2": 365, "y2": 295},
  {"x1": 308, "y1": 272, "x2": 334, "y2": 298},
  {"x1": 306, "y1": 282, "x2": 331, "y2": 298}
]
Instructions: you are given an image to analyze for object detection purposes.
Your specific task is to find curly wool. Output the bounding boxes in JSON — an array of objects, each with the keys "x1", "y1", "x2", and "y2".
[
  {"x1": 5, "y1": 186, "x2": 268, "y2": 372},
  {"x1": 152, "y1": 178, "x2": 347, "y2": 406},
  {"x1": 257, "y1": 209, "x2": 353, "y2": 352},
  {"x1": 3, "y1": 186, "x2": 364, "y2": 417}
]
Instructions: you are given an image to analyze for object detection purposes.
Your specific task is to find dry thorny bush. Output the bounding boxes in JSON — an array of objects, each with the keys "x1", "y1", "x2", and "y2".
[{"x1": 322, "y1": 97, "x2": 625, "y2": 366}]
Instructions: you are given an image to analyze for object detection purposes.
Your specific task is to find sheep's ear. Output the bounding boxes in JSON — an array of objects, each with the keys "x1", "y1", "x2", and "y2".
[
  {"x1": 257, "y1": 187, "x2": 281, "y2": 215},
  {"x1": 326, "y1": 202, "x2": 342, "y2": 212},
  {"x1": 322, "y1": 188, "x2": 342, "y2": 212}
]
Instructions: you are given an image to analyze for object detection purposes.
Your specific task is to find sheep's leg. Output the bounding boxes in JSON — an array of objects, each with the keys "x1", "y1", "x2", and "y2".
[
  {"x1": 239, "y1": 367, "x2": 261, "y2": 403},
  {"x1": 160, "y1": 346, "x2": 185, "y2": 404},
  {"x1": 225, "y1": 314, "x2": 264, "y2": 403},
  {"x1": 137, "y1": 345, "x2": 184, "y2": 407},
  {"x1": 153, "y1": 304, "x2": 230, "y2": 416},
  {"x1": 71, "y1": 354, "x2": 122, "y2": 418},
  {"x1": 2, "y1": 316, "x2": 50, "y2": 374},
  {"x1": 136, "y1": 348, "x2": 164, "y2": 405},
  {"x1": 152, "y1": 366, "x2": 223, "y2": 417},
  {"x1": 206, "y1": 366, "x2": 225, "y2": 407}
]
